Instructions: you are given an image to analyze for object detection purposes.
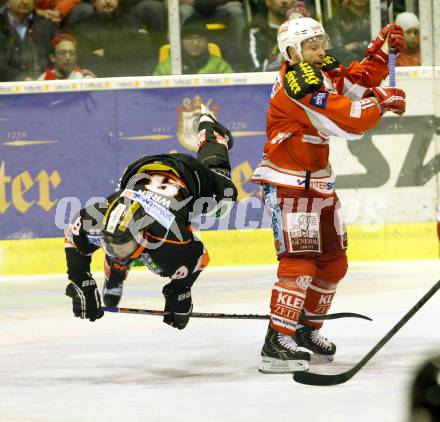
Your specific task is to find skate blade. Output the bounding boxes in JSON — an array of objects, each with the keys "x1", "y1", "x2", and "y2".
[{"x1": 258, "y1": 356, "x2": 309, "y2": 374}]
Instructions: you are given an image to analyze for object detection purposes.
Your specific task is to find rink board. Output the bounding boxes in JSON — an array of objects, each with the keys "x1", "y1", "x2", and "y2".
[
  {"x1": 0, "y1": 69, "x2": 439, "y2": 275},
  {"x1": 0, "y1": 222, "x2": 438, "y2": 276}
]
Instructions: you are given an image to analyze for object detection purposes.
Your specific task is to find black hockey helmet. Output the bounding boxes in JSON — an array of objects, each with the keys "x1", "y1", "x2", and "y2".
[
  {"x1": 101, "y1": 192, "x2": 153, "y2": 260},
  {"x1": 409, "y1": 354, "x2": 440, "y2": 421}
]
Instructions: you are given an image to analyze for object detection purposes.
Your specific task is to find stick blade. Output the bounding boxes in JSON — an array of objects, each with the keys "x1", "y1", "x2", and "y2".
[{"x1": 293, "y1": 370, "x2": 353, "y2": 386}]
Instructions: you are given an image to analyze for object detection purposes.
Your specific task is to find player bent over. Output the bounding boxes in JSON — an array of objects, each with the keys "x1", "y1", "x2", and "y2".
[
  {"x1": 252, "y1": 17, "x2": 406, "y2": 373},
  {"x1": 64, "y1": 107, "x2": 237, "y2": 330}
]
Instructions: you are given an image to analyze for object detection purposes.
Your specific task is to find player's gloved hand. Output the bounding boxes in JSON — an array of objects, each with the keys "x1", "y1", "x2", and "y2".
[
  {"x1": 321, "y1": 54, "x2": 340, "y2": 72},
  {"x1": 365, "y1": 23, "x2": 406, "y2": 62},
  {"x1": 284, "y1": 62, "x2": 324, "y2": 99},
  {"x1": 65, "y1": 276, "x2": 104, "y2": 322},
  {"x1": 363, "y1": 87, "x2": 406, "y2": 116},
  {"x1": 162, "y1": 282, "x2": 193, "y2": 330}
]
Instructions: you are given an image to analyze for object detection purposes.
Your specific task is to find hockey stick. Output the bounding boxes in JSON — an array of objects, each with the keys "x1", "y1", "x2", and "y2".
[
  {"x1": 103, "y1": 306, "x2": 372, "y2": 321},
  {"x1": 293, "y1": 279, "x2": 440, "y2": 386},
  {"x1": 386, "y1": 0, "x2": 396, "y2": 86}
]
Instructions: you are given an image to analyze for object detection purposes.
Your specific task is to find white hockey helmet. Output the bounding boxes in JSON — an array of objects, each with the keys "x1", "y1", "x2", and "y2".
[{"x1": 277, "y1": 17, "x2": 328, "y2": 63}]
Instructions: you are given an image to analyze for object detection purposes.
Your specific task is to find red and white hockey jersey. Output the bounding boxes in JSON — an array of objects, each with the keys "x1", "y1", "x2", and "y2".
[{"x1": 252, "y1": 59, "x2": 389, "y2": 196}]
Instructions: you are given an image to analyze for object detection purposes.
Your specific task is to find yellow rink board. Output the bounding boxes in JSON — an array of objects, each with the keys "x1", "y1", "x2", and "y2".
[{"x1": 0, "y1": 222, "x2": 438, "y2": 276}]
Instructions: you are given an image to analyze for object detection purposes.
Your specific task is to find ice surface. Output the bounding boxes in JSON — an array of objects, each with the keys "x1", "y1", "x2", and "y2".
[{"x1": 1, "y1": 260, "x2": 440, "y2": 422}]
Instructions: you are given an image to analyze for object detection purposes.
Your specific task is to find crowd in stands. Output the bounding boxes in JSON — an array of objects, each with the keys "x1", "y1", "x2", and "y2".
[{"x1": 0, "y1": 0, "x2": 422, "y2": 81}]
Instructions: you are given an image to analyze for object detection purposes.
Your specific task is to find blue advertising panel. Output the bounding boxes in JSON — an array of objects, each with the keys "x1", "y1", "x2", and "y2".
[
  {"x1": 0, "y1": 85, "x2": 271, "y2": 239},
  {"x1": 1, "y1": 83, "x2": 438, "y2": 240}
]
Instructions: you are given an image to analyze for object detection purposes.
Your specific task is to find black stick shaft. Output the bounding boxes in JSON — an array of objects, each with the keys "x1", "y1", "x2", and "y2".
[
  {"x1": 103, "y1": 307, "x2": 371, "y2": 321},
  {"x1": 294, "y1": 279, "x2": 440, "y2": 386}
]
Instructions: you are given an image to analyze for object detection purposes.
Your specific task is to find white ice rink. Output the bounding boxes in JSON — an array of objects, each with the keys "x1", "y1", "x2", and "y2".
[{"x1": 1, "y1": 260, "x2": 440, "y2": 422}]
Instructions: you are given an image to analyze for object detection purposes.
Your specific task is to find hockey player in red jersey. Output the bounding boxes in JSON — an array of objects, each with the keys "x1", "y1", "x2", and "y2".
[
  {"x1": 64, "y1": 106, "x2": 237, "y2": 330},
  {"x1": 252, "y1": 17, "x2": 406, "y2": 373}
]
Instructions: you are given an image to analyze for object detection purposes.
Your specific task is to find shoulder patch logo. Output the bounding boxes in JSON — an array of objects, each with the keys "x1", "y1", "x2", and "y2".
[{"x1": 310, "y1": 92, "x2": 328, "y2": 109}]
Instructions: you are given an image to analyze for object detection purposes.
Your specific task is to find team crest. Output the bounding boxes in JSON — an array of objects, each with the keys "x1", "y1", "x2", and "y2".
[{"x1": 176, "y1": 96, "x2": 219, "y2": 151}]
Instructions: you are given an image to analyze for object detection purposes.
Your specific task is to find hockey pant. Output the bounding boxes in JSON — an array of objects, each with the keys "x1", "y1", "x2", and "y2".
[{"x1": 263, "y1": 184, "x2": 348, "y2": 336}]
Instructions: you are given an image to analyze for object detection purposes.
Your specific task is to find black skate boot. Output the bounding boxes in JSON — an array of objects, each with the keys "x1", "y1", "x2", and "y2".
[
  {"x1": 259, "y1": 326, "x2": 311, "y2": 374},
  {"x1": 197, "y1": 104, "x2": 233, "y2": 150},
  {"x1": 103, "y1": 279, "x2": 123, "y2": 307},
  {"x1": 295, "y1": 324, "x2": 336, "y2": 362}
]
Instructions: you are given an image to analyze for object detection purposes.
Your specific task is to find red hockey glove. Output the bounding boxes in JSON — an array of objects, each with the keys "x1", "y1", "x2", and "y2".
[
  {"x1": 363, "y1": 87, "x2": 406, "y2": 116},
  {"x1": 365, "y1": 24, "x2": 406, "y2": 63}
]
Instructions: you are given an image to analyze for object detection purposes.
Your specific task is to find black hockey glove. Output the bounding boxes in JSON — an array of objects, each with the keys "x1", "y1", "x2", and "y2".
[
  {"x1": 162, "y1": 282, "x2": 193, "y2": 330},
  {"x1": 65, "y1": 276, "x2": 104, "y2": 322},
  {"x1": 284, "y1": 62, "x2": 324, "y2": 100},
  {"x1": 322, "y1": 54, "x2": 341, "y2": 72}
]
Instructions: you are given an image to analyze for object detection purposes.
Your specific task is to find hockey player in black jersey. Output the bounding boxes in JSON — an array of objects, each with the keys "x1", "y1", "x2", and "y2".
[{"x1": 64, "y1": 106, "x2": 237, "y2": 330}]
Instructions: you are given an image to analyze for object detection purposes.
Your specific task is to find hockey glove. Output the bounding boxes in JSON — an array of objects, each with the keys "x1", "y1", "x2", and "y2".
[
  {"x1": 365, "y1": 23, "x2": 406, "y2": 63},
  {"x1": 65, "y1": 276, "x2": 104, "y2": 322},
  {"x1": 284, "y1": 62, "x2": 324, "y2": 100},
  {"x1": 321, "y1": 54, "x2": 340, "y2": 72},
  {"x1": 162, "y1": 282, "x2": 193, "y2": 330},
  {"x1": 364, "y1": 87, "x2": 406, "y2": 116}
]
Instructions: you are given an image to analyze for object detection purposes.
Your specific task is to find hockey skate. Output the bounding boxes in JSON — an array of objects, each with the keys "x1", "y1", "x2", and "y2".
[
  {"x1": 197, "y1": 104, "x2": 233, "y2": 150},
  {"x1": 295, "y1": 324, "x2": 336, "y2": 363},
  {"x1": 102, "y1": 279, "x2": 123, "y2": 307},
  {"x1": 259, "y1": 326, "x2": 311, "y2": 374}
]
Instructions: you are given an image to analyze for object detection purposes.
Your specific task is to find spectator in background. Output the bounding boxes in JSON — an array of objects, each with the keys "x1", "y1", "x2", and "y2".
[
  {"x1": 154, "y1": 20, "x2": 233, "y2": 75},
  {"x1": 69, "y1": 0, "x2": 167, "y2": 54},
  {"x1": 325, "y1": 0, "x2": 371, "y2": 65},
  {"x1": 69, "y1": 0, "x2": 154, "y2": 77},
  {"x1": 125, "y1": 0, "x2": 167, "y2": 35},
  {"x1": 241, "y1": 0, "x2": 307, "y2": 72},
  {"x1": 0, "y1": 0, "x2": 58, "y2": 81},
  {"x1": 395, "y1": 11, "x2": 420, "y2": 66},
  {"x1": 35, "y1": 0, "x2": 81, "y2": 26},
  {"x1": 124, "y1": 0, "x2": 167, "y2": 58},
  {"x1": 176, "y1": 0, "x2": 246, "y2": 70},
  {"x1": 38, "y1": 32, "x2": 95, "y2": 79}
]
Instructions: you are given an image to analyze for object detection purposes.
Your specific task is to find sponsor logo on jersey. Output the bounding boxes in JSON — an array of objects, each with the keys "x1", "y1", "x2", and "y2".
[
  {"x1": 122, "y1": 189, "x2": 175, "y2": 230},
  {"x1": 140, "y1": 190, "x2": 171, "y2": 208},
  {"x1": 87, "y1": 235, "x2": 102, "y2": 246},
  {"x1": 297, "y1": 178, "x2": 334, "y2": 191},
  {"x1": 296, "y1": 275, "x2": 313, "y2": 290},
  {"x1": 286, "y1": 212, "x2": 321, "y2": 253},
  {"x1": 299, "y1": 62, "x2": 321, "y2": 86},
  {"x1": 310, "y1": 92, "x2": 328, "y2": 108},
  {"x1": 271, "y1": 73, "x2": 282, "y2": 98},
  {"x1": 277, "y1": 292, "x2": 303, "y2": 309},
  {"x1": 285, "y1": 70, "x2": 301, "y2": 96}
]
